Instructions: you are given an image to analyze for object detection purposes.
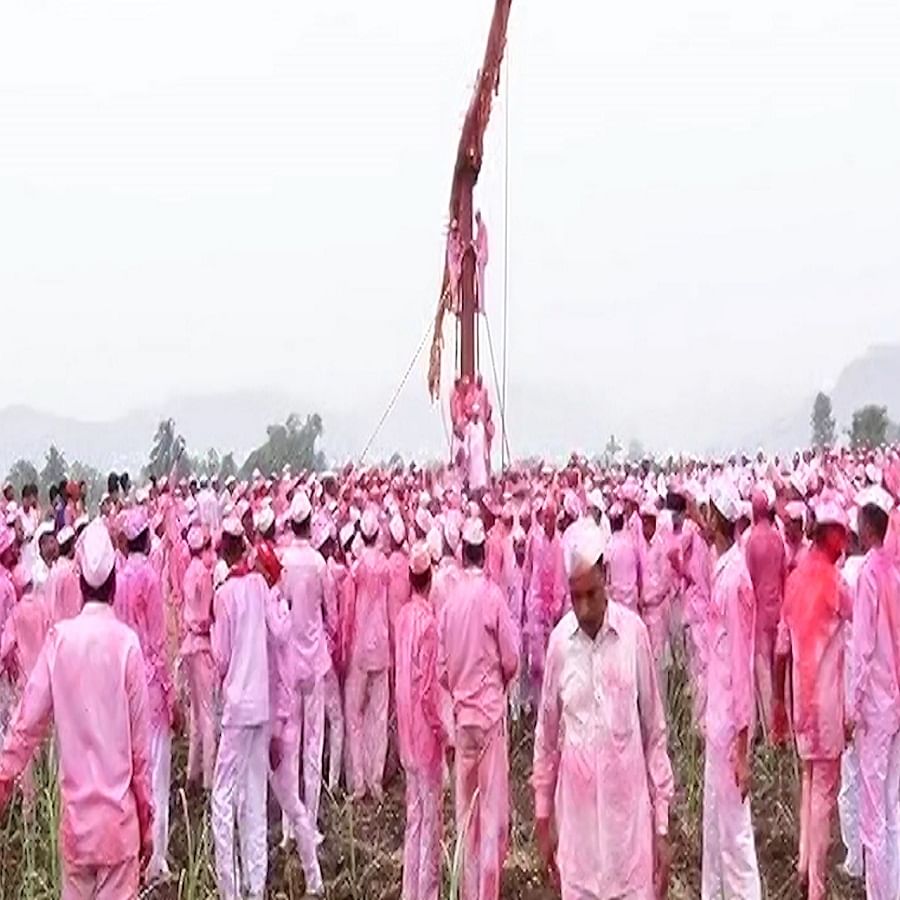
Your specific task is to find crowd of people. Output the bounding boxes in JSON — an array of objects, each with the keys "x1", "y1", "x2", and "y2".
[{"x1": 0, "y1": 443, "x2": 898, "y2": 900}]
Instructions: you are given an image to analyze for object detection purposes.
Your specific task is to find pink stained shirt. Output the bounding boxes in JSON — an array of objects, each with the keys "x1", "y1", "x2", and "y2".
[
  {"x1": 327, "y1": 558, "x2": 354, "y2": 674},
  {"x1": 704, "y1": 542, "x2": 756, "y2": 749},
  {"x1": 745, "y1": 520, "x2": 787, "y2": 635},
  {"x1": 1, "y1": 592, "x2": 50, "y2": 687},
  {"x1": 605, "y1": 529, "x2": 641, "y2": 611},
  {"x1": 639, "y1": 530, "x2": 676, "y2": 613},
  {"x1": 776, "y1": 548, "x2": 852, "y2": 760},
  {"x1": 527, "y1": 528, "x2": 568, "y2": 630},
  {"x1": 395, "y1": 592, "x2": 446, "y2": 772},
  {"x1": 386, "y1": 549, "x2": 411, "y2": 641},
  {"x1": 349, "y1": 546, "x2": 391, "y2": 673},
  {"x1": 485, "y1": 524, "x2": 515, "y2": 594},
  {"x1": 0, "y1": 567, "x2": 16, "y2": 650},
  {"x1": 532, "y1": 605, "x2": 674, "y2": 897},
  {"x1": 180, "y1": 556, "x2": 214, "y2": 657},
  {"x1": 116, "y1": 553, "x2": 174, "y2": 729},
  {"x1": 45, "y1": 556, "x2": 83, "y2": 624},
  {"x1": 849, "y1": 546, "x2": 900, "y2": 735},
  {"x1": 0, "y1": 603, "x2": 153, "y2": 867},
  {"x1": 430, "y1": 557, "x2": 461, "y2": 621},
  {"x1": 437, "y1": 567, "x2": 519, "y2": 734},
  {"x1": 212, "y1": 570, "x2": 284, "y2": 728},
  {"x1": 681, "y1": 523, "x2": 712, "y2": 638},
  {"x1": 266, "y1": 593, "x2": 300, "y2": 736},
  {"x1": 279, "y1": 540, "x2": 332, "y2": 683},
  {"x1": 785, "y1": 537, "x2": 809, "y2": 577}
]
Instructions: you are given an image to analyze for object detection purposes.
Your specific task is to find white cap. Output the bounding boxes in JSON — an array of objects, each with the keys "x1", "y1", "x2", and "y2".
[
  {"x1": 360, "y1": 508, "x2": 380, "y2": 540},
  {"x1": 187, "y1": 525, "x2": 208, "y2": 551},
  {"x1": 57, "y1": 525, "x2": 75, "y2": 546},
  {"x1": 34, "y1": 521, "x2": 55, "y2": 542},
  {"x1": 426, "y1": 525, "x2": 443, "y2": 563},
  {"x1": 289, "y1": 491, "x2": 312, "y2": 524},
  {"x1": 461, "y1": 517, "x2": 485, "y2": 547},
  {"x1": 710, "y1": 480, "x2": 742, "y2": 523},
  {"x1": 586, "y1": 488, "x2": 605, "y2": 512},
  {"x1": 409, "y1": 541, "x2": 432, "y2": 576},
  {"x1": 444, "y1": 518, "x2": 461, "y2": 553},
  {"x1": 856, "y1": 485, "x2": 895, "y2": 516},
  {"x1": 865, "y1": 463, "x2": 883, "y2": 486},
  {"x1": 255, "y1": 507, "x2": 275, "y2": 534},
  {"x1": 389, "y1": 514, "x2": 406, "y2": 545},
  {"x1": 784, "y1": 501, "x2": 807, "y2": 523},
  {"x1": 339, "y1": 521, "x2": 356, "y2": 548},
  {"x1": 414, "y1": 507, "x2": 432, "y2": 534},
  {"x1": 562, "y1": 490, "x2": 581, "y2": 520},
  {"x1": 814, "y1": 500, "x2": 848, "y2": 529},
  {"x1": 563, "y1": 519, "x2": 609, "y2": 579},
  {"x1": 76, "y1": 520, "x2": 116, "y2": 589},
  {"x1": 222, "y1": 516, "x2": 244, "y2": 538},
  {"x1": 73, "y1": 514, "x2": 89, "y2": 533}
]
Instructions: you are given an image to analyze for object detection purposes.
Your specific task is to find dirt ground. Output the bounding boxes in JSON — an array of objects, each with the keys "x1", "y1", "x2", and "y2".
[{"x1": 0, "y1": 664, "x2": 869, "y2": 899}]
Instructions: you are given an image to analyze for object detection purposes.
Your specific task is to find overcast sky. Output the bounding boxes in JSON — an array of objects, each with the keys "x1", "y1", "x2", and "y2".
[{"x1": 1, "y1": 0, "x2": 899, "y2": 457}]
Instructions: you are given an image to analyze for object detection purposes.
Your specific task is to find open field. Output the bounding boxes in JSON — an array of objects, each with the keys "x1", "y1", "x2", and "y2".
[{"x1": 0, "y1": 658, "x2": 867, "y2": 899}]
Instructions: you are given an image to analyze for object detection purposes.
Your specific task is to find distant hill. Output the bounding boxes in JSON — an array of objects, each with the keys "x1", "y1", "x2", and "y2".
[
  {"x1": 746, "y1": 344, "x2": 900, "y2": 452},
  {"x1": 2, "y1": 344, "x2": 899, "y2": 476},
  {"x1": 0, "y1": 388, "x2": 450, "y2": 477}
]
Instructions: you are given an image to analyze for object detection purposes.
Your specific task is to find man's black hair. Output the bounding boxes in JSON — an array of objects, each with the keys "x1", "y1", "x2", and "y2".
[
  {"x1": 80, "y1": 569, "x2": 116, "y2": 605},
  {"x1": 127, "y1": 529, "x2": 150, "y2": 556},
  {"x1": 860, "y1": 503, "x2": 889, "y2": 543},
  {"x1": 462, "y1": 541, "x2": 485, "y2": 567},
  {"x1": 410, "y1": 568, "x2": 432, "y2": 595}
]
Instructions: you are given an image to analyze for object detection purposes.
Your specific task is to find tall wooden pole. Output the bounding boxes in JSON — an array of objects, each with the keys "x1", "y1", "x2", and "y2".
[
  {"x1": 459, "y1": 174, "x2": 477, "y2": 380},
  {"x1": 428, "y1": 0, "x2": 512, "y2": 399}
]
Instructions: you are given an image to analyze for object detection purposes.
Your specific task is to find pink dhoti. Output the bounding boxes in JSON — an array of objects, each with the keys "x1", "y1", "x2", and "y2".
[
  {"x1": 62, "y1": 856, "x2": 140, "y2": 900},
  {"x1": 185, "y1": 649, "x2": 218, "y2": 790},
  {"x1": 402, "y1": 762, "x2": 443, "y2": 900},
  {"x1": 344, "y1": 666, "x2": 389, "y2": 799},
  {"x1": 454, "y1": 720, "x2": 509, "y2": 900},
  {"x1": 797, "y1": 758, "x2": 840, "y2": 900}
]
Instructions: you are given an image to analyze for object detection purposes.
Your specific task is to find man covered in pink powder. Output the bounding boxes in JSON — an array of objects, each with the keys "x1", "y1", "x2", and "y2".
[
  {"x1": 180, "y1": 524, "x2": 217, "y2": 791},
  {"x1": 438, "y1": 516, "x2": 518, "y2": 900},
  {"x1": 345, "y1": 506, "x2": 391, "y2": 801},
  {"x1": 637, "y1": 501, "x2": 677, "y2": 703},
  {"x1": 847, "y1": 487, "x2": 900, "y2": 900},
  {"x1": 0, "y1": 519, "x2": 154, "y2": 898},
  {"x1": 0, "y1": 559, "x2": 49, "y2": 813},
  {"x1": 773, "y1": 500, "x2": 852, "y2": 900},
  {"x1": 117, "y1": 506, "x2": 178, "y2": 883},
  {"x1": 701, "y1": 481, "x2": 761, "y2": 899},
  {"x1": 525, "y1": 501, "x2": 567, "y2": 705},
  {"x1": 605, "y1": 502, "x2": 642, "y2": 612},
  {"x1": 279, "y1": 491, "x2": 333, "y2": 826},
  {"x1": 45, "y1": 525, "x2": 82, "y2": 624},
  {"x1": 211, "y1": 516, "x2": 306, "y2": 900},
  {"x1": 745, "y1": 483, "x2": 786, "y2": 741},
  {"x1": 533, "y1": 518, "x2": 674, "y2": 900},
  {"x1": 396, "y1": 542, "x2": 447, "y2": 900}
]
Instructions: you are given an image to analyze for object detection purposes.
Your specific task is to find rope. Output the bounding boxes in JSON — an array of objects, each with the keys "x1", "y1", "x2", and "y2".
[
  {"x1": 483, "y1": 310, "x2": 512, "y2": 464},
  {"x1": 501, "y1": 39, "x2": 511, "y2": 470},
  {"x1": 359, "y1": 319, "x2": 433, "y2": 463}
]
